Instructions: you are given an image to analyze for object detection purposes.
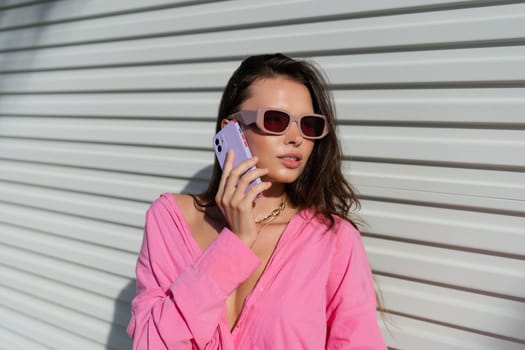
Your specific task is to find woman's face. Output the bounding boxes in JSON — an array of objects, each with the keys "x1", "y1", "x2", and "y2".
[{"x1": 234, "y1": 76, "x2": 316, "y2": 184}]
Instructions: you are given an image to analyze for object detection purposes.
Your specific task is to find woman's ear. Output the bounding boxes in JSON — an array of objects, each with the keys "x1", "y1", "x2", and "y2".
[{"x1": 220, "y1": 119, "x2": 229, "y2": 128}]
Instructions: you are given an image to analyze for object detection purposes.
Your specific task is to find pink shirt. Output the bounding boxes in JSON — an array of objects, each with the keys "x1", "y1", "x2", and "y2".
[{"x1": 127, "y1": 193, "x2": 386, "y2": 349}]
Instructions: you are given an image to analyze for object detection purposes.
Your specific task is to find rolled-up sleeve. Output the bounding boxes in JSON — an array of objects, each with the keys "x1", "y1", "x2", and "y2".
[{"x1": 127, "y1": 200, "x2": 260, "y2": 350}]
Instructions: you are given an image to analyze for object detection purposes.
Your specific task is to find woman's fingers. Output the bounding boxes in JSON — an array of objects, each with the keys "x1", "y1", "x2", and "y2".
[
  {"x1": 216, "y1": 150, "x2": 267, "y2": 209},
  {"x1": 214, "y1": 150, "x2": 271, "y2": 244},
  {"x1": 228, "y1": 155, "x2": 260, "y2": 180},
  {"x1": 224, "y1": 156, "x2": 259, "y2": 193},
  {"x1": 243, "y1": 181, "x2": 272, "y2": 204},
  {"x1": 232, "y1": 166, "x2": 268, "y2": 197}
]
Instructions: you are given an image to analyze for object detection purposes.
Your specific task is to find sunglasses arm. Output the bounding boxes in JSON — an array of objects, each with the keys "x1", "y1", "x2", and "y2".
[{"x1": 230, "y1": 110, "x2": 258, "y2": 126}]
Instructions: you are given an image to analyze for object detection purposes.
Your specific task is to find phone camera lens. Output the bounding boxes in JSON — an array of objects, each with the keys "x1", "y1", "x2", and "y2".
[
  {"x1": 217, "y1": 145, "x2": 222, "y2": 152},
  {"x1": 214, "y1": 138, "x2": 220, "y2": 145}
]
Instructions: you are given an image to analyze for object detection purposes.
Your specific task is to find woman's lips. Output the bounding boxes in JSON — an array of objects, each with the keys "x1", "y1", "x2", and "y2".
[{"x1": 278, "y1": 154, "x2": 302, "y2": 169}]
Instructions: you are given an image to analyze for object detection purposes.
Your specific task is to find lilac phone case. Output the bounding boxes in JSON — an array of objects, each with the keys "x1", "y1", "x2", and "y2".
[{"x1": 213, "y1": 120, "x2": 262, "y2": 192}]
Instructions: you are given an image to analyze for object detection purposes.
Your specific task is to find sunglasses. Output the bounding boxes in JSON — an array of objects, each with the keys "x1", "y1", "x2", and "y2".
[{"x1": 229, "y1": 108, "x2": 329, "y2": 139}]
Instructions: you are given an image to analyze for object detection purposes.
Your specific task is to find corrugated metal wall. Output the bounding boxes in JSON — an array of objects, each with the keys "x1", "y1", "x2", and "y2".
[{"x1": 0, "y1": 0, "x2": 524, "y2": 349}]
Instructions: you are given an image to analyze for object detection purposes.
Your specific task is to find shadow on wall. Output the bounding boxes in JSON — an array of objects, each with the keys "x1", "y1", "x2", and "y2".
[
  {"x1": 0, "y1": 1, "x2": 54, "y2": 77},
  {"x1": 106, "y1": 281, "x2": 136, "y2": 350},
  {"x1": 106, "y1": 165, "x2": 214, "y2": 350}
]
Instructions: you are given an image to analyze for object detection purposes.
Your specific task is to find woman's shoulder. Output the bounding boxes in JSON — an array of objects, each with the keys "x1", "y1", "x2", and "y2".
[
  {"x1": 143, "y1": 193, "x2": 207, "y2": 245},
  {"x1": 145, "y1": 192, "x2": 197, "y2": 222},
  {"x1": 324, "y1": 214, "x2": 363, "y2": 248},
  {"x1": 333, "y1": 215, "x2": 360, "y2": 233},
  {"x1": 171, "y1": 192, "x2": 203, "y2": 223},
  {"x1": 299, "y1": 211, "x2": 363, "y2": 253},
  {"x1": 170, "y1": 192, "x2": 194, "y2": 210},
  {"x1": 307, "y1": 211, "x2": 360, "y2": 236},
  {"x1": 147, "y1": 192, "x2": 189, "y2": 209}
]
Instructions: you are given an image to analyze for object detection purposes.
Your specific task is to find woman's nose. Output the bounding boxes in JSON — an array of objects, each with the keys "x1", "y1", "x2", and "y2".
[{"x1": 285, "y1": 121, "x2": 303, "y2": 145}]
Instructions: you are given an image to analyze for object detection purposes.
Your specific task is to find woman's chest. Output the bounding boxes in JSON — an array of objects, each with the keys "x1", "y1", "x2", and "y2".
[{"x1": 232, "y1": 240, "x2": 334, "y2": 349}]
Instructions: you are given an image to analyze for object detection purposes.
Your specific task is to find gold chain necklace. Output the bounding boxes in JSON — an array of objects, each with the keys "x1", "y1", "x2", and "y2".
[{"x1": 255, "y1": 199, "x2": 286, "y2": 224}]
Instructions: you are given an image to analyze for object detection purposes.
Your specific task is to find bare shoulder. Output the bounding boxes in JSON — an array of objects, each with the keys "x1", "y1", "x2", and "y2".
[
  {"x1": 171, "y1": 193, "x2": 221, "y2": 251},
  {"x1": 171, "y1": 193, "x2": 194, "y2": 207},
  {"x1": 171, "y1": 193, "x2": 202, "y2": 223}
]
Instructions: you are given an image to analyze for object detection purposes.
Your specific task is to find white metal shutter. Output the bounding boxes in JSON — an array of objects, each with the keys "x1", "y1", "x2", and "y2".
[{"x1": 0, "y1": 1, "x2": 524, "y2": 349}]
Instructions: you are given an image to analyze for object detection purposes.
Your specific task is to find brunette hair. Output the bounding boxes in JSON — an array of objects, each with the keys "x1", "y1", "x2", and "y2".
[{"x1": 195, "y1": 53, "x2": 360, "y2": 228}]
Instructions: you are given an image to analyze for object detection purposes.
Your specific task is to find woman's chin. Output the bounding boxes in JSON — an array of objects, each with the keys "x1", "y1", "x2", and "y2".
[{"x1": 262, "y1": 172, "x2": 301, "y2": 185}]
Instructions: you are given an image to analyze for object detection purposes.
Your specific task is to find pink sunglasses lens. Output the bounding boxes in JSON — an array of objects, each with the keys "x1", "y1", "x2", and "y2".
[
  {"x1": 301, "y1": 116, "x2": 325, "y2": 137},
  {"x1": 263, "y1": 110, "x2": 290, "y2": 133}
]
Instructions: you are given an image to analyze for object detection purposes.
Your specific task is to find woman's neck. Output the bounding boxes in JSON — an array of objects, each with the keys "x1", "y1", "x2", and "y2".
[{"x1": 252, "y1": 183, "x2": 289, "y2": 223}]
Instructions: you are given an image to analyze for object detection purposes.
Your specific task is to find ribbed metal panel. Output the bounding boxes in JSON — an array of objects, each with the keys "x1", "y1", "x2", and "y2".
[{"x1": 0, "y1": 0, "x2": 524, "y2": 349}]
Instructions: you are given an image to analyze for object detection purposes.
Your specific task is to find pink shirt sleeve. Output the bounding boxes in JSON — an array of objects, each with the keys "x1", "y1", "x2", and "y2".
[
  {"x1": 325, "y1": 220, "x2": 387, "y2": 350},
  {"x1": 127, "y1": 200, "x2": 260, "y2": 349}
]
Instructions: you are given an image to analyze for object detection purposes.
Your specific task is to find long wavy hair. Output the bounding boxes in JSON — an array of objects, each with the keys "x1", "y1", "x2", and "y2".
[{"x1": 195, "y1": 53, "x2": 361, "y2": 228}]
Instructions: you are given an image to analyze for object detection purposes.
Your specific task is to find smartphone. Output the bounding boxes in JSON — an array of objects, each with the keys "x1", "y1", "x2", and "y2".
[{"x1": 213, "y1": 120, "x2": 262, "y2": 193}]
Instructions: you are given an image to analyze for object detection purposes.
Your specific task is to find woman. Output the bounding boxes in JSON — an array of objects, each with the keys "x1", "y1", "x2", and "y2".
[{"x1": 127, "y1": 53, "x2": 387, "y2": 349}]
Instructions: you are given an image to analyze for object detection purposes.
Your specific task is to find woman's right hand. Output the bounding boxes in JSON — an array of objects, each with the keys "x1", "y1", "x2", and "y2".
[{"x1": 215, "y1": 150, "x2": 271, "y2": 246}]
